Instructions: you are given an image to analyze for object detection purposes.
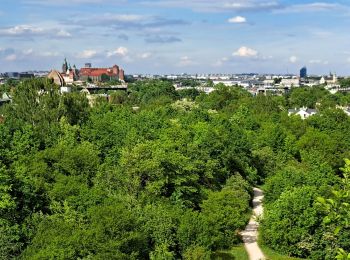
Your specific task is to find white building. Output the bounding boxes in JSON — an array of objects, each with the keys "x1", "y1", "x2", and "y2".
[
  {"x1": 60, "y1": 86, "x2": 72, "y2": 94},
  {"x1": 281, "y1": 78, "x2": 300, "y2": 88},
  {"x1": 263, "y1": 79, "x2": 274, "y2": 86},
  {"x1": 213, "y1": 80, "x2": 240, "y2": 86},
  {"x1": 288, "y1": 107, "x2": 317, "y2": 120}
]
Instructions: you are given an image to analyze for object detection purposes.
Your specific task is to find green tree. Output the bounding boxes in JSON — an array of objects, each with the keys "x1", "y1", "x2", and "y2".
[
  {"x1": 261, "y1": 186, "x2": 324, "y2": 258},
  {"x1": 200, "y1": 185, "x2": 250, "y2": 250},
  {"x1": 318, "y1": 159, "x2": 350, "y2": 259}
]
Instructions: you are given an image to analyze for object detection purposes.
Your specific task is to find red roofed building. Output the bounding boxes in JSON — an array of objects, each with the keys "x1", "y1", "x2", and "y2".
[{"x1": 80, "y1": 64, "x2": 125, "y2": 82}]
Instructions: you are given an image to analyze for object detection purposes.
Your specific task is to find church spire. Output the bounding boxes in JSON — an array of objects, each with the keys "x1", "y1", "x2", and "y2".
[{"x1": 62, "y1": 58, "x2": 68, "y2": 73}]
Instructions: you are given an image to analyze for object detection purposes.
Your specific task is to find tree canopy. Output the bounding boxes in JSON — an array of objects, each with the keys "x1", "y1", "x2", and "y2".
[{"x1": 1, "y1": 78, "x2": 350, "y2": 259}]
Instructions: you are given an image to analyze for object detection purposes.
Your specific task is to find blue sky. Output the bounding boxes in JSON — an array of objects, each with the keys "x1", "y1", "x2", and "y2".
[{"x1": 0, "y1": 0, "x2": 350, "y2": 75}]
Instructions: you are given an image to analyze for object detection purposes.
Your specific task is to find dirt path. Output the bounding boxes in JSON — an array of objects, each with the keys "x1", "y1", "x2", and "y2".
[{"x1": 241, "y1": 187, "x2": 266, "y2": 260}]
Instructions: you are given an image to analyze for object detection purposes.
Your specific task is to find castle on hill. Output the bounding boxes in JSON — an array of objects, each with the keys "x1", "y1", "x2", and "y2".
[{"x1": 48, "y1": 58, "x2": 125, "y2": 86}]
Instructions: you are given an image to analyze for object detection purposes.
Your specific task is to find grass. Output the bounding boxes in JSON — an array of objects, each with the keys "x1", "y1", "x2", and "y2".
[
  {"x1": 212, "y1": 244, "x2": 249, "y2": 260},
  {"x1": 260, "y1": 245, "x2": 307, "y2": 260}
]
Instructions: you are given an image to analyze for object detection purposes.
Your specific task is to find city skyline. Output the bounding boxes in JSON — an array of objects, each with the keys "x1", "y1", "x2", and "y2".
[{"x1": 1, "y1": 0, "x2": 350, "y2": 75}]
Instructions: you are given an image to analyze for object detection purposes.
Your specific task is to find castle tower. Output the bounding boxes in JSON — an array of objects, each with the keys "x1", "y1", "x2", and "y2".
[{"x1": 62, "y1": 58, "x2": 68, "y2": 74}]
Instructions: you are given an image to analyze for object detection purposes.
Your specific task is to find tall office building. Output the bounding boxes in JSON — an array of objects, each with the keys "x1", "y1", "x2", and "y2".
[{"x1": 300, "y1": 67, "x2": 307, "y2": 78}]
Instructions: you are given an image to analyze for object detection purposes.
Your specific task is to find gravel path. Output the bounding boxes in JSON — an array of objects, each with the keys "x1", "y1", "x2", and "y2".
[{"x1": 241, "y1": 187, "x2": 266, "y2": 260}]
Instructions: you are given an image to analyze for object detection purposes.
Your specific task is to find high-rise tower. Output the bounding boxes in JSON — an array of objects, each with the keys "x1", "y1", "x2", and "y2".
[{"x1": 300, "y1": 67, "x2": 307, "y2": 78}]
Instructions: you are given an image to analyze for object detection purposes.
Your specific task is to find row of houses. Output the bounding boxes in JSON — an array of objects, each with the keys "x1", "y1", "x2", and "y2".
[{"x1": 288, "y1": 106, "x2": 350, "y2": 120}]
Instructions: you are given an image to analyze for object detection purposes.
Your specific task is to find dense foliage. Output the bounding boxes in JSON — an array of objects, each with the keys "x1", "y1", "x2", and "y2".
[{"x1": 1, "y1": 80, "x2": 350, "y2": 259}]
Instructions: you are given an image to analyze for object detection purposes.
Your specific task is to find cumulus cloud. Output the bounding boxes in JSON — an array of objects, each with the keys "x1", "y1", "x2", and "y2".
[
  {"x1": 76, "y1": 50, "x2": 98, "y2": 59},
  {"x1": 106, "y1": 47, "x2": 134, "y2": 62},
  {"x1": 289, "y1": 56, "x2": 298, "y2": 63},
  {"x1": 228, "y1": 16, "x2": 247, "y2": 23},
  {"x1": 0, "y1": 25, "x2": 44, "y2": 36},
  {"x1": 107, "y1": 47, "x2": 129, "y2": 57},
  {"x1": 0, "y1": 24, "x2": 72, "y2": 39},
  {"x1": 233, "y1": 46, "x2": 258, "y2": 57}
]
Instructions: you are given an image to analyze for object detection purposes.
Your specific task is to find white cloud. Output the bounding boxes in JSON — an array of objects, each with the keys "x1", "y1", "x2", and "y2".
[
  {"x1": 139, "y1": 52, "x2": 152, "y2": 59},
  {"x1": 289, "y1": 56, "x2": 298, "y2": 63},
  {"x1": 77, "y1": 50, "x2": 98, "y2": 59},
  {"x1": 233, "y1": 46, "x2": 258, "y2": 57},
  {"x1": 0, "y1": 24, "x2": 73, "y2": 39},
  {"x1": 0, "y1": 24, "x2": 44, "y2": 36},
  {"x1": 107, "y1": 47, "x2": 129, "y2": 57},
  {"x1": 5, "y1": 54, "x2": 17, "y2": 61},
  {"x1": 228, "y1": 16, "x2": 247, "y2": 24}
]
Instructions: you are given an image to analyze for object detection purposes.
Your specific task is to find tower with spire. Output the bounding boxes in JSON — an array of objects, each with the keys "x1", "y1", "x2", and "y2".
[{"x1": 62, "y1": 58, "x2": 68, "y2": 74}]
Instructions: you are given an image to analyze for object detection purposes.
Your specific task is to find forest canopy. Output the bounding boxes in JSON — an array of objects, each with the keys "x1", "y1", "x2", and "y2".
[{"x1": 0, "y1": 79, "x2": 350, "y2": 259}]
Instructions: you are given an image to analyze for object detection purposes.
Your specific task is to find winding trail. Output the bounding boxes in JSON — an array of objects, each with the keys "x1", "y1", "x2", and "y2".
[{"x1": 241, "y1": 187, "x2": 266, "y2": 260}]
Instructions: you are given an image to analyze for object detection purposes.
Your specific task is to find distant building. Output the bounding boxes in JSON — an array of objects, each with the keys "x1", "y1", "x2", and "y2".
[
  {"x1": 6, "y1": 72, "x2": 19, "y2": 79},
  {"x1": 80, "y1": 64, "x2": 125, "y2": 82},
  {"x1": 288, "y1": 107, "x2": 317, "y2": 120},
  {"x1": 19, "y1": 72, "x2": 34, "y2": 79},
  {"x1": 318, "y1": 73, "x2": 338, "y2": 86},
  {"x1": 47, "y1": 69, "x2": 72, "y2": 93},
  {"x1": 320, "y1": 76, "x2": 326, "y2": 85},
  {"x1": 48, "y1": 59, "x2": 125, "y2": 86},
  {"x1": 58, "y1": 59, "x2": 78, "y2": 84},
  {"x1": 280, "y1": 78, "x2": 300, "y2": 88},
  {"x1": 300, "y1": 67, "x2": 307, "y2": 78},
  {"x1": 62, "y1": 58, "x2": 68, "y2": 74},
  {"x1": 47, "y1": 70, "x2": 65, "y2": 86}
]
